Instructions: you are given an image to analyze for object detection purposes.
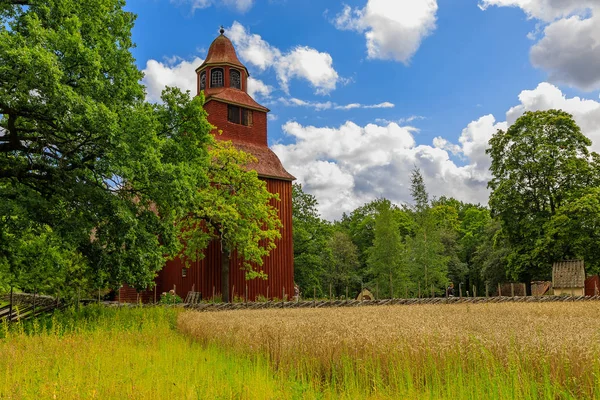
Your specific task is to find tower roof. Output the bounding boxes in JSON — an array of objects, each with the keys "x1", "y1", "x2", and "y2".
[{"x1": 197, "y1": 32, "x2": 248, "y2": 75}]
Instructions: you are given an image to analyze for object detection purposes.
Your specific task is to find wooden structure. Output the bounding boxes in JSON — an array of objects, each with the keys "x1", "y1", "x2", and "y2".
[
  {"x1": 356, "y1": 288, "x2": 375, "y2": 301},
  {"x1": 119, "y1": 28, "x2": 294, "y2": 303},
  {"x1": 552, "y1": 260, "x2": 585, "y2": 296},
  {"x1": 585, "y1": 275, "x2": 600, "y2": 297},
  {"x1": 531, "y1": 281, "x2": 551, "y2": 296}
]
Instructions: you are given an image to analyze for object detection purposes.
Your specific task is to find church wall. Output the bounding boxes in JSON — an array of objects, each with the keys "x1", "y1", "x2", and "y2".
[
  {"x1": 141, "y1": 177, "x2": 293, "y2": 303},
  {"x1": 203, "y1": 101, "x2": 267, "y2": 146}
]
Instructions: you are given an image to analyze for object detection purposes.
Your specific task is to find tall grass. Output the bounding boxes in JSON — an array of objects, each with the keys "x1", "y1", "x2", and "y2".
[
  {"x1": 0, "y1": 306, "x2": 322, "y2": 400},
  {"x1": 179, "y1": 302, "x2": 600, "y2": 399}
]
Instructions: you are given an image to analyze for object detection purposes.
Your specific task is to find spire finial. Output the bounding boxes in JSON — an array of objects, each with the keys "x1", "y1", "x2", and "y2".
[{"x1": 219, "y1": 25, "x2": 225, "y2": 35}]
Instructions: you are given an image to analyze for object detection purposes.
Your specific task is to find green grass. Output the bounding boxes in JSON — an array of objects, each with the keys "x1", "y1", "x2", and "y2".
[
  {"x1": 1, "y1": 305, "x2": 599, "y2": 399},
  {"x1": 0, "y1": 306, "x2": 372, "y2": 399}
]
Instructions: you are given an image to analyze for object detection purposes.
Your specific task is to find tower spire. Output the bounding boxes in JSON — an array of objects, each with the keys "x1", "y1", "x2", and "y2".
[{"x1": 219, "y1": 25, "x2": 225, "y2": 35}]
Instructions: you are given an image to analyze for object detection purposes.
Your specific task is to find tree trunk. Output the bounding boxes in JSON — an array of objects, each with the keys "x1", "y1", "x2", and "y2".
[{"x1": 221, "y1": 249, "x2": 230, "y2": 303}]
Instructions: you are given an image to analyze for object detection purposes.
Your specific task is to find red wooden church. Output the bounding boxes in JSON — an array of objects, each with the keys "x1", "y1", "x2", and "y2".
[{"x1": 119, "y1": 28, "x2": 295, "y2": 303}]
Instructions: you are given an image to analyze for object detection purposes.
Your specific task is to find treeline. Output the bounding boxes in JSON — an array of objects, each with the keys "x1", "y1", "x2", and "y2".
[
  {"x1": 292, "y1": 176, "x2": 492, "y2": 298},
  {"x1": 294, "y1": 110, "x2": 600, "y2": 298}
]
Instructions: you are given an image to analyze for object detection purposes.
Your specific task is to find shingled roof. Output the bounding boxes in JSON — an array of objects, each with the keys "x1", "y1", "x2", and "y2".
[
  {"x1": 552, "y1": 260, "x2": 585, "y2": 289},
  {"x1": 205, "y1": 87, "x2": 269, "y2": 112},
  {"x1": 233, "y1": 142, "x2": 295, "y2": 181},
  {"x1": 197, "y1": 34, "x2": 248, "y2": 74}
]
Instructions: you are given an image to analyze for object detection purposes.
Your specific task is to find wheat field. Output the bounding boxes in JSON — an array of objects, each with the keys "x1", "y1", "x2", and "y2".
[{"x1": 179, "y1": 302, "x2": 600, "y2": 399}]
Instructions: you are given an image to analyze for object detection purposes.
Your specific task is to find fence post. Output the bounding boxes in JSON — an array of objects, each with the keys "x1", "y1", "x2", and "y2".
[
  {"x1": 154, "y1": 286, "x2": 157, "y2": 304},
  {"x1": 389, "y1": 273, "x2": 393, "y2": 299},
  {"x1": 511, "y1": 283, "x2": 515, "y2": 297},
  {"x1": 595, "y1": 282, "x2": 598, "y2": 296},
  {"x1": 282, "y1": 286, "x2": 285, "y2": 302},
  {"x1": 266, "y1": 286, "x2": 269, "y2": 301},
  {"x1": 418, "y1": 282, "x2": 421, "y2": 299},
  {"x1": 376, "y1": 283, "x2": 379, "y2": 300},
  {"x1": 313, "y1": 287, "x2": 316, "y2": 307},
  {"x1": 498, "y1": 283, "x2": 502, "y2": 297},
  {"x1": 8, "y1": 286, "x2": 13, "y2": 321},
  {"x1": 245, "y1": 285, "x2": 248, "y2": 303},
  {"x1": 486, "y1": 283, "x2": 489, "y2": 298},
  {"x1": 473, "y1": 285, "x2": 477, "y2": 298},
  {"x1": 32, "y1": 288, "x2": 37, "y2": 317},
  {"x1": 431, "y1": 285, "x2": 434, "y2": 298},
  {"x1": 346, "y1": 286, "x2": 349, "y2": 303},
  {"x1": 329, "y1": 283, "x2": 332, "y2": 302},
  {"x1": 459, "y1": 283, "x2": 462, "y2": 298},
  {"x1": 77, "y1": 287, "x2": 81, "y2": 311}
]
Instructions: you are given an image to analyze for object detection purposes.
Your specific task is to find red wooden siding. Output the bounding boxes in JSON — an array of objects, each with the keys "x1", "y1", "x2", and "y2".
[
  {"x1": 585, "y1": 275, "x2": 600, "y2": 296},
  {"x1": 124, "y1": 178, "x2": 293, "y2": 303},
  {"x1": 118, "y1": 284, "x2": 156, "y2": 303}
]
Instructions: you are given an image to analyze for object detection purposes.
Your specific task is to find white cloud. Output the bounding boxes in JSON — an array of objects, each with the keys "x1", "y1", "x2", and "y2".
[
  {"x1": 268, "y1": 114, "x2": 278, "y2": 121},
  {"x1": 478, "y1": 0, "x2": 595, "y2": 21},
  {"x1": 171, "y1": 0, "x2": 254, "y2": 13},
  {"x1": 142, "y1": 57, "x2": 204, "y2": 103},
  {"x1": 506, "y1": 82, "x2": 600, "y2": 151},
  {"x1": 279, "y1": 97, "x2": 394, "y2": 111},
  {"x1": 247, "y1": 77, "x2": 273, "y2": 99},
  {"x1": 480, "y1": 0, "x2": 600, "y2": 91},
  {"x1": 273, "y1": 82, "x2": 600, "y2": 220},
  {"x1": 228, "y1": 22, "x2": 340, "y2": 95},
  {"x1": 276, "y1": 47, "x2": 339, "y2": 95},
  {"x1": 530, "y1": 14, "x2": 600, "y2": 91},
  {"x1": 334, "y1": 0, "x2": 438, "y2": 63},
  {"x1": 227, "y1": 22, "x2": 281, "y2": 71},
  {"x1": 278, "y1": 97, "x2": 333, "y2": 111}
]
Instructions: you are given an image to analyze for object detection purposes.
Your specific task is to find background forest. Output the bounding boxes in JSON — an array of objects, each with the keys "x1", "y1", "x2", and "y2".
[{"x1": 293, "y1": 110, "x2": 600, "y2": 298}]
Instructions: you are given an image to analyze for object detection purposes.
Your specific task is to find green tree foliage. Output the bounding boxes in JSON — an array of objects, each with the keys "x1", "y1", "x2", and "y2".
[
  {"x1": 327, "y1": 231, "x2": 360, "y2": 297},
  {"x1": 291, "y1": 183, "x2": 331, "y2": 296},
  {"x1": 541, "y1": 187, "x2": 600, "y2": 274},
  {"x1": 367, "y1": 199, "x2": 407, "y2": 298},
  {"x1": 406, "y1": 169, "x2": 448, "y2": 295},
  {"x1": 1, "y1": 1, "x2": 279, "y2": 296},
  {"x1": 178, "y1": 141, "x2": 282, "y2": 302},
  {"x1": 473, "y1": 219, "x2": 511, "y2": 290},
  {"x1": 487, "y1": 110, "x2": 600, "y2": 282},
  {"x1": 339, "y1": 199, "x2": 413, "y2": 285}
]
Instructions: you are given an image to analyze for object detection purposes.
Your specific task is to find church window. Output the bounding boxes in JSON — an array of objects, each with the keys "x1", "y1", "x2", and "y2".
[
  {"x1": 228, "y1": 105, "x2": 253, "y2": 126},
  {"x1": 228, "y1": 105, "x2": 241, "y2": 124},
  {"x1": 230, "y1": 69, "x2": 241, "y2": 89},
  {"x1": 211, "y1": 68, "x2": 224, "y2": 88},
  {"x1": 200, "y1": 71, "x2": 206, "y2": 90},
  {"x1": 242, "y1": 108, "x2": 253, "y2": 126}
]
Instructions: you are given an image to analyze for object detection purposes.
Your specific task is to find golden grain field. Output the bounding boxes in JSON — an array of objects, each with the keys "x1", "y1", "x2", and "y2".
[{"x1": 179, "y1": 302, "x2": 600, "y2": 399}]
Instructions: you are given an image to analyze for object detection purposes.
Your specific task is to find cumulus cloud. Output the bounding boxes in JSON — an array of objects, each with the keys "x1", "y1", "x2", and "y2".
[
  {"x1": 478, "y1": 0, "x2": 595, "y2": 21},
  {"x1": 171, "y1": 0, "x2": 254, "y2": 13},
  {"x1": 506, "y1": 82, "x2": 600, "y2": 150},
  {"x1": 226, "y1": 22, "x2": 281, "y2": 71},
  {"x1": 480, "y1": 0, "x2": 600, "y2": 91},
  {"x1": 247, "y1": 77, "x2": 273, "y2": 99},
  {"x1": 276, "y1": 47, "x2": 339, "y2": 95},
  {"x1": 227, "y1": 22, "x2": 340, "y2": 94},
  {"x1": 273, "y1": 82, "x2": 600, "y2": 220},
  {"x1": 333, "y1": 0, "x2": 438, "y2": 63},
  {"x1": 142, "y1": 57, "x2": 204, "y2": 103}
]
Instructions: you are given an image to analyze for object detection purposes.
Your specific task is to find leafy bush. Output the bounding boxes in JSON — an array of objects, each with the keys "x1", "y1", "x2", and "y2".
[{"x1": 159, "y1": 292, "x2": 183, "y2": 305}]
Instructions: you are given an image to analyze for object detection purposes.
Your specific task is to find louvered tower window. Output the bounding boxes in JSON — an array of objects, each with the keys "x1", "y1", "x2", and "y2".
[
  {"x1": 211, "y1": 68, "x2": 223, "y2": 88},
  {"x1": 200, "y1": 72, "x2": 206, "y2": 90},
  {"x1": 230, "y1": 69, "x2": 241, "y2": 89}
]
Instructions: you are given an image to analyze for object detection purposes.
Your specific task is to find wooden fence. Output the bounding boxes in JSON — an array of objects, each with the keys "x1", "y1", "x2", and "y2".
[{"x1": 185, "y1": 294, "x2": 600, "y2": 312}]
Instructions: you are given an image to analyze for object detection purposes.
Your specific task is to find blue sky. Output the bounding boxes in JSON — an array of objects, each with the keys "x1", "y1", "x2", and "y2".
[{"x1": 127, "y1": 0, "x2": 600, "y2": 219}]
